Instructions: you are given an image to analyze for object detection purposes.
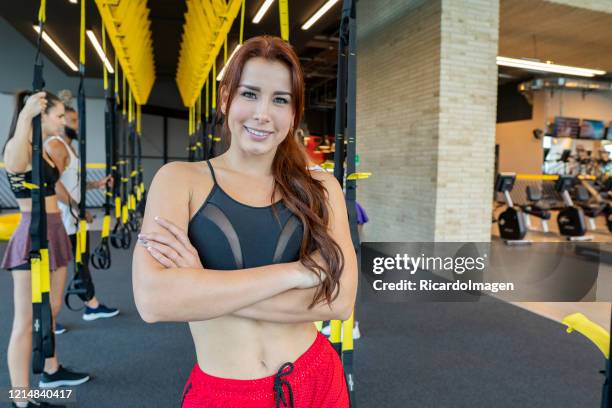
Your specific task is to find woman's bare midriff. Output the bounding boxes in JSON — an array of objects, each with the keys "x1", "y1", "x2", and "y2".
[
  {"x1": 16, "y1": 196, "x2": 61, "y2": 214},
  {"x1": 189, "y1": 319, "x2": 318, "y2": 379}
]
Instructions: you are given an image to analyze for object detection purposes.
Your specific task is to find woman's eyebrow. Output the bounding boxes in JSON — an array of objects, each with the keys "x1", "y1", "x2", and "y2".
[{"x1": 239, "y1": 84, "x2": 292, "y2": 96}]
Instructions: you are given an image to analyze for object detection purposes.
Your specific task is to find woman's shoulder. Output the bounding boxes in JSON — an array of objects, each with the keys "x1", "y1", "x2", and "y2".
[
  {"x1": 307, "y1": 167, "x2": 343, "y2": 204},
  {"x1": 152, "y1": 161, "x2": 214, "y2": 191}
]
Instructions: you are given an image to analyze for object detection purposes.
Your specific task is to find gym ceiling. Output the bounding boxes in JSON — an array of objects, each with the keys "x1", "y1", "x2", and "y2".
[
  {"x1": 3, "y1": 1, "x2": 612, "y2": 100},
  {"x1": 0, "y1": 1, "x2": 342, "y2": 110}
]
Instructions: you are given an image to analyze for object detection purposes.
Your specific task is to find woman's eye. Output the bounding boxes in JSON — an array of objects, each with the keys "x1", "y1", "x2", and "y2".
[
  {"x1": 274, "y1": 97, "x2": 289, "y2": 105},
  {"x1": 241, "y1": 91, "x2": 256, "y2": 99}
]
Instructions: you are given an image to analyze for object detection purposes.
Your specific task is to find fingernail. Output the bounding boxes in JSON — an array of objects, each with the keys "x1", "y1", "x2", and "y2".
[{"x1": 154, "y1": 216, "x2": 159, "y2": 221}]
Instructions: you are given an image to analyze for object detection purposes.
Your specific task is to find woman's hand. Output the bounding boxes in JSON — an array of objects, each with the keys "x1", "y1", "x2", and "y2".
[
  {"x1": 21, "y1": 92, "x2": 47, "y2": 120},
  {"x1": 138, "y1": 216, "x2": 203, "y2": 269},
  {"x1": 97, "y1": 174, "x2": 113, "y2": 189}
]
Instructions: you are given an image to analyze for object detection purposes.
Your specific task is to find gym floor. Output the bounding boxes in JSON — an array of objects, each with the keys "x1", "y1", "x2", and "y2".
[{"x1": 0, "y1": 226, "x2": 608, "y2": 407}]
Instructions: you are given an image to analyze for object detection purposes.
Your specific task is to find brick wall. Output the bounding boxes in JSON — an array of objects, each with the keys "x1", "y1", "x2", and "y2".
[
  {"x1": 357, "y1": 0, "x2": 442, "y2": 241},
  {"x1": 357, "y1": 0, "x2": 499, "y2": 242},
  {"x1": 435, "y1": 0, "x2": 499, "y2": 241}
]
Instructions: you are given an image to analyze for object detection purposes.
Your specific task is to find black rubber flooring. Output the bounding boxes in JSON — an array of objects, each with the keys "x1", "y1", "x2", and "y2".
[{"x1": 0, "y1": 236, "x2": 606, "y2": 407}]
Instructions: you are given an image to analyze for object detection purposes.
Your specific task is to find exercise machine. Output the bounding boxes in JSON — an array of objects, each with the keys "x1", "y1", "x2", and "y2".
[
  {"x1": 495, "y1": 173, "x2": 530, "y2": 244},
  {"x1": 555, "y1": 175, "x2": 592, "y2": 241},
  {"x1": 520, "y1": 185, "x2": 551, "y2": 233}
]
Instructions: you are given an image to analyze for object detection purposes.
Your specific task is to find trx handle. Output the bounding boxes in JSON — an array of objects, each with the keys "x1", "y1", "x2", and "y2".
[
  {"x1": 65, "y1": 228, "x2": 95, "y2": 311},
  {"x1": 30, "y1": 8, "x2": 54, "y2": 373},
  {"x1": 91, "y1": 215, "x2": 112, "y2": 270}
]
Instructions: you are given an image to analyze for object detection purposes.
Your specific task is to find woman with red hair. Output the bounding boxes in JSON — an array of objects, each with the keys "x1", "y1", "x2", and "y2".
[{"x1": 133, "y1": 36, "x2": 357, "y2": 407}]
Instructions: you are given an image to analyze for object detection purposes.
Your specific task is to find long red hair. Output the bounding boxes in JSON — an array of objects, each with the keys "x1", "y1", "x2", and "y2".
[{"x1": 218, "y1": 36, "x2": 344, "y2": 307}]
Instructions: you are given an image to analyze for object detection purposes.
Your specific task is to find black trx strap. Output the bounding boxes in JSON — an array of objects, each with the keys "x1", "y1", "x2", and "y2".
[
  {"x1": 30, "y1": 2, "x2": 54, "y2": 374},
  {"x1": 188, "y1": 106, "x2": 195, "y2": 162},
  {"x1": 207, "y1": 62, "x2": 222, "y2": 159},
  {"x1": 65, "y1": 0, "x2": 95, "y2": 310},
  {"x1": 91, "y1": 25, "x2": 113, "y2": 270},
  {"x1": 195, "y1": 94, "x2": 204, "y2": 161},
  {"x1": 135, "y1": 104, "x2": 147, "y2": 216},
  {"x1": 127, "y1": 92, "x2": 141, "y2": 232},
  {"x1": 204, "y1": 76, "x2": 213, "y2": 160},
  {"x1": 110, "y1": 68, "x2": 132, "y2": 249},
  {"x1": 333, "y1": 1, "x2": 358, "y2": 406}
]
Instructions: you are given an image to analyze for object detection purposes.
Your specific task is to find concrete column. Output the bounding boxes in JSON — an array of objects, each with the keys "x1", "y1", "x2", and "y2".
[{"x1": 357, "y1": 0, "x2": 499, "y2": 242}]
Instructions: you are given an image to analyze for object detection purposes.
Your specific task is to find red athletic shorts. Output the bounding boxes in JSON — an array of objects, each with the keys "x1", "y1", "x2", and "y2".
[{"x1": 181, "y1": 332, "x2": 349, "y2": 407}]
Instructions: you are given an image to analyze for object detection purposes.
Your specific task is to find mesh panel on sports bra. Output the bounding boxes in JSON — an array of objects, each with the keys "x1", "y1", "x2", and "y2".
[
  {"x1": 272, "y1": 215, "x2": 301, "y2": 263},
  {"x1": 201, "y1": 204, "x2": 244, "y2": 269}
]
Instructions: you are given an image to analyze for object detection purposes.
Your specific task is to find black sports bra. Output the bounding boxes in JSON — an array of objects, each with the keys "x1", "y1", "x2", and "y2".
[
  {"x1": 187, "y1": 161, "x2": 304, "y2": 270},
  {"x1": 6, "y1": 159, "x2": 59, "y2": 199}
]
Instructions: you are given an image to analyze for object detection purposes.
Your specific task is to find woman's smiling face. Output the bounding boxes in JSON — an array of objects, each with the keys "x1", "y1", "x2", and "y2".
[{"x1": 222, "y1": 57, "x2": 295, "y2": 156}]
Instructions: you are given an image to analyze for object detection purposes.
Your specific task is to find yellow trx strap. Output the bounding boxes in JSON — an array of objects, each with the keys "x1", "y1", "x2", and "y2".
[
  {"x1": 128, "y1": 91, "x2": 136, "y2": 211},
  {"x1": 122, "y1": 200, "x2": 129, "y2": 224},
  {"x1": 128, "y1": 89, "x2": 133, "y2": 123},
  {"x1": 197, "y1": 94, "x2": 202, "y2": 127},
  {"x1": 31, "y1": 249, "x2": 50, "y2": 301},
  {"x1": 240, "y1": 0, "x2": 245, "y2": 44},
  {"x1": 31, "y1": 257, "x2": 42, "y2": 302},
  {"x1": 115, "y1": 196, "x2": 121, "y2": 219},
  {"x1": 122, "y1": 69, "x2": 126, "y2": 116},
  {"x1": 102, "y1": 25, "x2": 108, "y2": 90},
  {"x1": 79, "y1": 219, "x2": 87, "y2": 256},
  {"x1": 79, "y1": 0, "x2": 86, "y2": 65},
  {"x1": 330, "y1": 320, "x2": 342, "y2": 354},
  {"x1": 38, "y1": 0, "x2": 46, "y2": 24},
  {"x1": 342, "y1": 312, "x2": 355, "y2": 352},
  {"x1": 279, "y1": 0, "x2": 289, "y2": 42},
  {"x1": 189, "y1": 106, "x2": 193, "y2": 135},
  {"x1": 136, "y1": 103, "x2": 141, "y2": 134},
  {"x1": 114, "y1": 58, "x2": 119, "y2": 104},
  {"x1": 136, "y1": 104, "x2": 143, "y2": 200}
]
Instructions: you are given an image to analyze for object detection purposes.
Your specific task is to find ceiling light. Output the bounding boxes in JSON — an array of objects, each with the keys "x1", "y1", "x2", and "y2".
[
  {"x1": 496, "y1": 56, "x2": 605, "y2": 78},
  {"x1": 32, "y1": 25, "x2": 78, "y2": 72},
  {"x1": 68, "y1": 0, "x2": 77, "y2": 4},
  {"x1": 253, "y1": 0, "x2": 274, "y2": 24},
  {"x1": 86, "y1": 30, "x2": 115, "y2": 73},
  {"x1": 217, "y1": 44, "x2": 242, "y2": 81},
  {"x1": 302, "y1": 0, "x2": 339, "y2": 30}
]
